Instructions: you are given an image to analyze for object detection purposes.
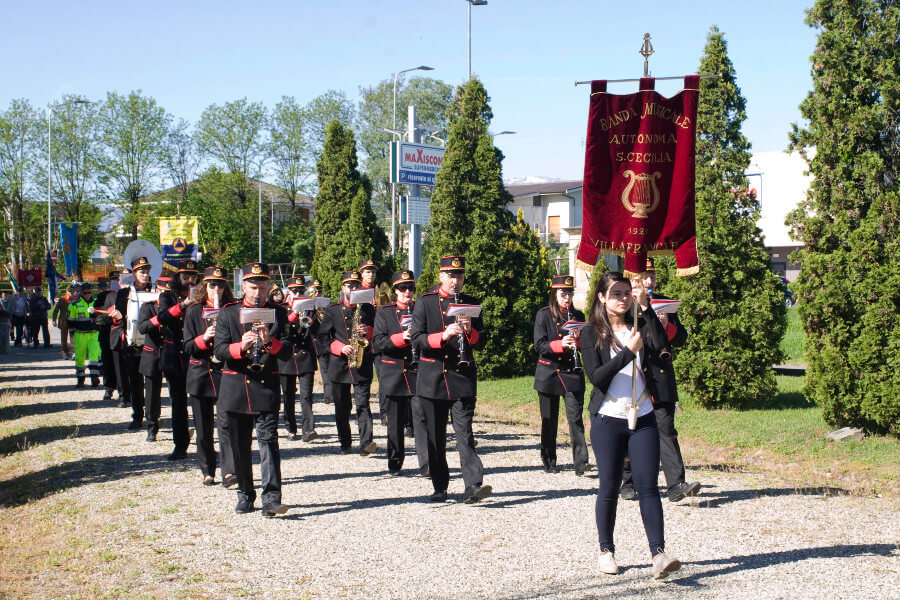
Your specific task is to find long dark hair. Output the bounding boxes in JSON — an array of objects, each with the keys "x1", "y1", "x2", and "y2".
[
  {"x1": 169, "y1": 273, "x2": 194, "y2": 299},
  {"x1": 588, "y1": 271, "x2": 635, "y2": 349},
  {"x1": 548, "y1": 289, "x2": 573, "y2": 321},
  {"x1": 194, "y1": 281, "x2": 235, "y2": 306}
]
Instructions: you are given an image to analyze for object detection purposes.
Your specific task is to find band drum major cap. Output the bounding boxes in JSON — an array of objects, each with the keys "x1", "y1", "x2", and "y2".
[
  {"x1": 391, "y1": 270, "x2": 416, "y2": 288},
  {"x1": 131, "y1": 256, "x2": 151, "y2": 270},
  {"x1": 341, "y1": 270, "x2": 362, "y2": 285},
  {"x1": 550, "y1": 275, "x2": 575, "y2": 290},
  {"x1": 439, "y1": 255, "x2": 466, "y2": 274},
  {"x1": 242, "y1": 262, "x2": 271, "y2": 281},
  {"x1": 175, "y1": 260, "x2": 199, "y2": 274},
  {"x1": 287, "y1": 277, "x2": 306, "y2": 291},
  {"x1": 203, "y1": 266, "x2": 228, "y2": 283}
]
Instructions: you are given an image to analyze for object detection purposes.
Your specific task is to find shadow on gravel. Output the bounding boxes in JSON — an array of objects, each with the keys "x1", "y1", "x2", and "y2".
[
  {"x1": 0, "y1": 364, "x2": 73, "y2": 372},
  {"x1": 0, "y1": 383, "x2": 89, "y2": 396},
  {"x1": 671, "y1": 544, "x2": 897, "y2": 587},
  {"x1": 480, "y1": 487, "x2": 596, "y2": 508},
  {"x1": 0, "y1": 372, "x2": 71, "y2": 382},
  {"x1": 0, "y1": 453, "x2": 177, "y2": 508},
  {"x1": 294, "y1": 494, "x2": 434, "y2": 518},
  {"x1": 0, "y1": 422, "x2": 128, "y2": 456},
  {"x1": 692, "y1": 486, "x2": 851, "y2": 508},
  {"x1": 0, "y1": 397, "x2": 111, "y2": 422}
]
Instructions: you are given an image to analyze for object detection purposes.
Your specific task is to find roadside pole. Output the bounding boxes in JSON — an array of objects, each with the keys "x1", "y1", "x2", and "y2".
[{"x1": 407, "y1": 105, "x2": 422, "y2": 277}]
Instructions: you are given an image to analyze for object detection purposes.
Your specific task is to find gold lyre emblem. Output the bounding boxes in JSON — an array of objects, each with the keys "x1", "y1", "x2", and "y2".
[
  {"x1": 215, "y1": 269, "x2": 223, "y2": 277},
  {"x1": 621, "y1": 170, "x2": 662, "y2": 219},
  {"x1": 403, "y1": 271, "x2": 411, "y2": 279}
]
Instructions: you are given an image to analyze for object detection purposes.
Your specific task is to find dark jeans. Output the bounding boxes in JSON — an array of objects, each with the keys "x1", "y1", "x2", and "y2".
[
  {"x1": 590, "y1": 412, "x2": 665, "y2": 556},
  {"x1": 421, "y1": 396, "x2": 484, "y2": 495},
  {"x1": 280, "y1": 373, "x2": 315, "y2": 435},
  {"x1": 144, "y1": 375, "x2": 162, "y2": 432},
  {"x1": 228, "y1": 411, "x2": 281, "y2": 506},
  {"x1": 28, "y1": 318, "x2": 50, "y2": 346},
  {"x1": 115, "y1": 349, "x2": 144, "y2": 423},
  {"x1": 538, "y1": 390, "x2": 588, "y2": 469},
  {"x1": 10, "y1": 315, "x2": 24, "y2": 345},
  {"x1": 317, "y1": 355, "x2": 332, "y2": 402},
  {"x1": 622, "y1": 403, "x2": 686, "y2": 492},
  {"x1": 165, "y1": 370, "x2": 190, "y2": 452},
  {"x1": 333, "y1": 381, "x2": 372, "y2": 451}
]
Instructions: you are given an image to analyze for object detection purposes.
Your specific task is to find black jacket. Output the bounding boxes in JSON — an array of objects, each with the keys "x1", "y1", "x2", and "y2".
[
  {"x1": 316, "y1": 301, "x2": 376, "y2": 384},
  {"x1": 183, "y1": 303, "x2": 222, "y2": 398},
  {"x1": 645, "y1": 292, "x2": 686, "y2": 406},
  {"x1": 137, "y1": 301, "x2": 163, "y2": 378},
  {"x1": 533, "y1": 305, "x2": 586, "y2": 395},
  {"x1": 579, "y1": 306, "x2": 667, "y2": 415},
  {"x1": 410, "y1": 290, "x2": 487, "y2": 400},
  {"x1": 278, "y1": 308, "x2": 319, "y2": 376},
  {"x1": 213, "y1": 300, "x2": 292, "y2": 415},
  {"x1": 149, "y1": 291, "x2": 188, "y2": 376},
  {"x1": 373, "y1": 302, "x2": 418, "y2": 397}
]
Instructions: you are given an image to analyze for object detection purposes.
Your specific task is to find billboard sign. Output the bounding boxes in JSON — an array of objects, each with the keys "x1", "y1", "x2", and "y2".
[{"x1": 391, "y1": 141, "x2": 444, "y2": 186}]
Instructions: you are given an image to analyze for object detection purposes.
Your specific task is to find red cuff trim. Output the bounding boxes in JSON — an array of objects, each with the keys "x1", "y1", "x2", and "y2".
[
  {"x1": 364, "y1": 325, "x2": 374, "y2": 340},
  {"x1": 666, "y1": 322, "x2": 677, "y2": 341},
  {"x1": 194, "y1": 335, "x2": 209, "y2": 351},
  {"x1": 287, "y1": 312, "x2": 299, "y2": 323},
  {"x1": 390, "y1": 332, "x2": 409, "y2": 348},
  {"x1": 169, "y1": 303, "x2": 184, "y2": 318},
  {"x1": 330, "y1": 340, "x2": 345, "y2": 356},
  {"x1": 549, "y1": 340, "x2": 564, "y2": 353},
  {"x1": 229, "y1": 342, "x2": 244, "y2": 360},
  {"x1": 149, "y1": 316, "x2": 160, "y2": 327},
  {"x1": 427, "y1": 332, "x2": 443, "y2": 349},
  {"x1": 269, "y1": 339, "x2": 284, "y2": 354},
  {"x1": 465, "y1": 328, "x2": 480, "y2": 345},
  {"x1": 112, "y1": 316, "x2": 122, "y2": 324}
]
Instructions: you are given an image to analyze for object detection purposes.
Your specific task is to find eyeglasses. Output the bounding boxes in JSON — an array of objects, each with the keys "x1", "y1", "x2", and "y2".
[{"x1": 396, "y1": 285, "x2": 415, "y2": 292}]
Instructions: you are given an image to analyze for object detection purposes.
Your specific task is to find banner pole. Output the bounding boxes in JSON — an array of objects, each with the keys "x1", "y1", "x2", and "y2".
[{"x1": 575, "y1": 73, "x2": 721, "y2": 86}]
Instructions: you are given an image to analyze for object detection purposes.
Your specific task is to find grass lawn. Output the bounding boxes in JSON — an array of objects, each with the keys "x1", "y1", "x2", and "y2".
[
  {"x1": 476, "y1": 374, "x2": 898, "y2": 496},
  {"x1": 778, "y1": 306, "x2": 805, "y2": 365}
]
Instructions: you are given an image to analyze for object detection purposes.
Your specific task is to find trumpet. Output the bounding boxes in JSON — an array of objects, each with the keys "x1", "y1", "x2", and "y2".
[{"x1": 299, "y1": 312, "x2": 314, "y2": 328}]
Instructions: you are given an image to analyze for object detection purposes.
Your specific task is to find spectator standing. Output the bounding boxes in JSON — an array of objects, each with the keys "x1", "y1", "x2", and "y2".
[
  {"x1": 10, "y1": 291, "x2": 27, "y2": 347},
  {"x1": 52, "y1": 285, "x2": 77, "y2": 358},
  {"x1": 27, "y1": 288, "x2": 52, "y2": 348}
]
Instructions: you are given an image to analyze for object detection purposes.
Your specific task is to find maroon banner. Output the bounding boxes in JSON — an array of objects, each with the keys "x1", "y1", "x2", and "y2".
[
  {"x1": 578, "y1": 76, "x2": 700, "y2": 277},
  {"x1": 17, "y1": 268, "x2": 42, "y2": 288}
]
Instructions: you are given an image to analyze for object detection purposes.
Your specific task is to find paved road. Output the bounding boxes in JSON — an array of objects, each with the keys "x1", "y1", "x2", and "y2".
[{"x1": 0, "y1": 341, "x2": 897, "y2": 600}]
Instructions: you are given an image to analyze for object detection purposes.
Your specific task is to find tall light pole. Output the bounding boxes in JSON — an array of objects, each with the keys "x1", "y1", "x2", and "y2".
[
  {"x1": 490, "y1": 130, "x2": 516, "y2": 139},
  {"x1": 391, "y1": 65, "x2": 433, "y2": 255},
  {"x1": 467, "y1": 0, "x2": 488, "y2": 79},
  {"x1": 47, "y1": 99, "x2": 89, "y2": 253}
]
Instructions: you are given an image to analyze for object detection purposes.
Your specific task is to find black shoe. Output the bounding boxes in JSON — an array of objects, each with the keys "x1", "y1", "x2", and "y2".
[
  {"x1": 117, "y1": 399, "x2": 129, "y2": 408},
  {"x1": 463, "y1": 484, "x2": 493, "y2": 505},
  {"x1": 261, "y1": 502, "x2": 288, "y2": 518},
  {"x1": 167, "y1": 449, "x2": 188, "y2": 461},
  {"x1": 234, "y1": 498, "x2": 254, "y2": 514},
  {"x1": 620, "y1": 486, "x2": 638, "y2": 501},
  {"x1": 146, "y1": 431, "x2": 157, "y2": 442},
  {"x1": 75, "y1": 379, "x2": 85, "y2": 389},
  {"x1": 380, "y1": 416, "x2": 388, "y2": 427},
  {"x1": 668, "y1": 481, "x2": 701, "y2": 502},
  {"x1": 127, "y1": 420, "x2": 142, "y2": 431},
  {"x1": 339, "y1": 447, "x2": 352, "y2": 455},
  {"x1": 574, "y1": 464, "x2": 594, "y2": 477},
  {"x1": 419, "y1": 465, "x2": 431, "y2": 478},
  {"x1": 91, "y1": 377, "x2": 100, "y2": 387},
  {"x1": 302, "y1": 431, "x2": 318, "y2": 443},
  {"x1": 222, "y1": 474, "x2": 238, "y2": 489},
  {"x1": 202, "y1": 476, "x2": 216, "y2": 486},
  {"x1": 387, "y1": 469, "x2": 402, "y2": 477},
  {"x1": 404, "y1": 427, "x2": 415, "y2": 439},
  {"x1": 429, "y1": 490, "x2": 448, "y2": 502},
  {"x1": 102, "y1": 389, "x2": 113, "y2": 401},
  {"x1": 360, "y1": 442, "x2": 377, "y2": 457}
]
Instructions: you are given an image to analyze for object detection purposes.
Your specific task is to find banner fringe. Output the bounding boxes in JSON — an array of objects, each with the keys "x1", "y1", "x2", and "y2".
[{"x1": 676, "y1": 265, "x2": 700, "y2": 276}]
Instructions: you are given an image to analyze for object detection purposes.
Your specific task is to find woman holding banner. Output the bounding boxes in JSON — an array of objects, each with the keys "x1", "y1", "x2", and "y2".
[{"x1": 579, "y1": 271, "x2": 681, "y2": 579}]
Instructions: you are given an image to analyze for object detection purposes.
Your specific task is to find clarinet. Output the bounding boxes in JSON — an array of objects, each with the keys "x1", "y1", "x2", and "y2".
[
  {"x1": 455, "y1": 292, "x2": 471, "y2": 367},
  {"x1": 567, "y1": 304, "x2": 583, "y2": 372},
  {"x1": 248, "y1": 297, "x2": 264, "y2": 373},
  {"x1": 407, "y1": 302, "x2": 418, "y2": 369}
]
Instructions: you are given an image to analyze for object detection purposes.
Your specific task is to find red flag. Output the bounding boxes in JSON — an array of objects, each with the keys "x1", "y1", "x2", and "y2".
[
  {"x1": 17, "y1": 268, "x2": 42, "y2": 288},
  {"x1": 578, "y1": 76, "x2": 700, "y2": 277}
]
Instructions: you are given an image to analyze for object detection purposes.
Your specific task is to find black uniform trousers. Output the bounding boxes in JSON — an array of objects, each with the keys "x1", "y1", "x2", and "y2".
[
  {"x1": 280, "y1": 373, "x2": 315, "y2": 435},
  {"x1": 165, "y1": 371, "x2": 190, "y2": 452},
  {"x1": 385, "y1": 395, "x2": 428, "y2": 472},
  {"x1": 317, "y1": 355, "x2": 332, "y2": 403},
  {"x1": 538, "y1": 391, "x2": 589, "y2": 469},
  {"x1": 144, "y1": 375, "x2": 162, "y2": 433},
  {"x1": 217, "y1": 407, "x2": 235, "y2": 477},
  {"x1": 190, "y1": 395, "x2": 233, "y2": 478},
  {"x1": 374, "y1": 358, "x2": 388, "y2": 422},
  {"x1": 621, "y1": 403, "x2": 686, "y2": 492},
  {"x1": 333, "y1": 381, "x2": 372, "y2": 451},
  {"x1": 99, "y1": 333, "x2": 116, "y2": 391},
  {"x1": 420, "y1": 396, "x2": 484, "y2": 495},
  {"x1": 228, "y1": 410, "x2": 281, "y2": 506},
  {"x1": 115, "y1": 348, "x2": 144, "y2": 424},
  {"x1": 410, "y1": 396, "x2": 428, "y2": 469}
]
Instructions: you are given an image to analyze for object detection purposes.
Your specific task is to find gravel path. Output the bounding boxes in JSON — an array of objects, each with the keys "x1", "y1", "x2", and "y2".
[{"x1": 1, "y1": 340, "x2": 898, "y2": 600}]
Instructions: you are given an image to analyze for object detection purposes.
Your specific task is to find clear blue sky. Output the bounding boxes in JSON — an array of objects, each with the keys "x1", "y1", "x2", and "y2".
[{"x1": 2, "y1": 0, "x2": 817, "y2": 181}]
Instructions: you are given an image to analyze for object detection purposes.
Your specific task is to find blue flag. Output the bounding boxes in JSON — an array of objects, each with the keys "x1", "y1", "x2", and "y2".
[
  {"x1": 45, "y1": 251, "x2": 60, "y2": 300},
  {"x1": 58, "y1": 222, "x2": 79, "y2": 277}
]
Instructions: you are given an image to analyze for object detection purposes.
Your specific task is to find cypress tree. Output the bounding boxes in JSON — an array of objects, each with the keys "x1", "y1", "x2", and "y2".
[
  {"x1": 311, "y1": 120, "x2": 387, "y2": 298},
  {"x1": 788, "y1": 1, "x2": 899, "y2": 433},
  {"x1": 422, "y1": 78, "x2": 549, "y2": 377},
  {"x1": 662, "y1": 27, "x2": 786, "y2": 408}
]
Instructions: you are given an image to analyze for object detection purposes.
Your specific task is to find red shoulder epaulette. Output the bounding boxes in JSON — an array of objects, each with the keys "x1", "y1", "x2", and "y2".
[
  {"x1": 378, "y1": 303, "x2": 397, "y2": 310},
  {"x1": 221, "y1": 300, "x2": 241, "y2": 307}
]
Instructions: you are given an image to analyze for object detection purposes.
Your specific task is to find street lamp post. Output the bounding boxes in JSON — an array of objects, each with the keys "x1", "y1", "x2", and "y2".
[
  {"x1": 467, "y1": 0, "x2": 488, "y2": 79},
  {"x1": 47, "y1": 99, "x2": 89, "y2": 253},
  {"x1": 391, "y1": 65, "x2": 433, "y2": 256}
]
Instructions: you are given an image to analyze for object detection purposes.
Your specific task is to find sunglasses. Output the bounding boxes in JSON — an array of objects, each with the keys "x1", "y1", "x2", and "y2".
[{"x1": 395, "y1": 285, "x2": 415, "y2": 292}]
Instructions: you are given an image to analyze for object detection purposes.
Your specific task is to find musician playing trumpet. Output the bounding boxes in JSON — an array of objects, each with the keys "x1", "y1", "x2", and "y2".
[
  {"x1": 532, "y1": 275, "x2": 590, "y2": 476},
  {"x1": 214, "y1": 262, "x2": 292, "y2": 517},
  {"x1": 316, "y1": 270, "x2": 377, "y2": 456}
]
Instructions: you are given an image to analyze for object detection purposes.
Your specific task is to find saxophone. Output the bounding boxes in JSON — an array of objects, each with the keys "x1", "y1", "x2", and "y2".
[{"x1": 348, "y1": 302, "x2": 368, "y2": 369}]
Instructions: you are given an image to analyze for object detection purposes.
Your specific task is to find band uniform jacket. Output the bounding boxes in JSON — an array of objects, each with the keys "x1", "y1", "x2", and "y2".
[
  {"x1": 373, "y1": 302, "x2": 417, "y2": 397},
  {"x1": 646, "y1": 292, "x2": 686, "y2": 406},
  {"x1": 533, "y1": 306, "x2": 586, "y2": 396},
  {"x1": 93, "y1": 290, "x2": 114, "y2": 347},
  {"x1": 151, "y1": 291, "x2": 188, "y2": 376},
  {"x1": 578, "y1": 307, "x2": 667, "y2": 416},
  {"x1": 213, "y1": 300, "x2": 292, "y2": 415},
  {"x1": 183, "y1": 303, "x2": 222, "y2": 398},
  {"x1": 278, "y1": 308, "x2": 319, "y2": 376},
  {"x1": 103, "y1": 287, "x2": 131, "y2": 350},
  {"x1": 410, "y1": 290, "x2": 487, "y2": 400},
  {"x1": 136, "y1": 301, "x2": 163, "y2": 378},
  {"x1": 316, "y1": 301, "x2": 376, "y2": 384}
]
